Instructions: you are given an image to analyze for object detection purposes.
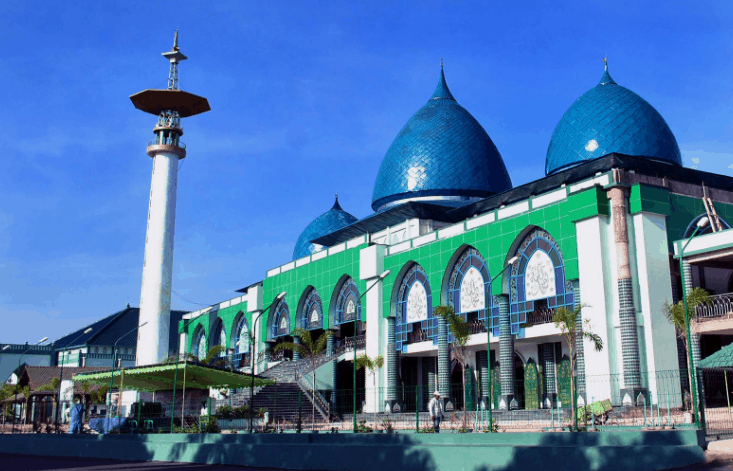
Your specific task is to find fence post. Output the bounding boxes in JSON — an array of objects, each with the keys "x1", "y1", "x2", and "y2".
[
  {"x1": 643, "y1": 395, "x2": 647, "y2": 427},
  {"x1": 667, "y1": 391, "x2": 671, "y2": 427},
  {"x1": 697, "y1": 369, "x2": 707, "y2": 431},
  {"x1": 415, "y1": 385, "x2": 420, "y2": 432}
]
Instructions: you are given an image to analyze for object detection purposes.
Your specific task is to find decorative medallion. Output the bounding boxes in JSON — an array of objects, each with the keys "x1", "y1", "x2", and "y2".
[
  {"x1": 525, "y1": 250, "x2": 556, "y2": 301},
  {"x1": 279, "y1": 315, "x2": 288, "y2": 330},
  {"x1": 346, "y1": 299, "x2": 355, "y2": 316},
  {"x1": 238, "y1": 324, "x2": 250, "y2": 352},
  {"x1": 406, "y1": 282, "x2": 428, "y2": 323},
  {"x1": 460, "y1": 266, "x2": 485, "y2": 312},
  {"x1": 197, "y1": 334, "x2": 206, "y2": 360},
  {"x1": 310, "y1": 308, "x2": 320, "y2": 324}
]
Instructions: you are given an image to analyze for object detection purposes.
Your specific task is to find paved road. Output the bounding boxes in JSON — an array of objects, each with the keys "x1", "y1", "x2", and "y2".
[{"x1": 0, "y1": 454, "x2": 320, "y2": 471}]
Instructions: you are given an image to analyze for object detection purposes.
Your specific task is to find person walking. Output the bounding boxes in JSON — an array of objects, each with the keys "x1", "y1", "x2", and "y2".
[{"x1": 428, "y1": 390, "x2": 444, "y2": 433}]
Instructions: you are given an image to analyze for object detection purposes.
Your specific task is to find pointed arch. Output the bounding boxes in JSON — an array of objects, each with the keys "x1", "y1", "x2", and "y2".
[
  {"x1": 232, "y1": 312, "x2": 251, "y2": 367},
  {"x1": 395, "y1": 262, "x2": 435, "y2": 352},
  {"x1": 333, "y1": 277, "x2": 361, "y2": 326},
  {"x1": 268, "y1": 299, "x2": 290, "y2": 340},
  {"x1": 684, "y1": 213, "x2": 730, "y2": 239},
  {"x1": 297, "y1": 287, "x2": 324, "y2": 331},
  {"x1": 444, "y1": 245, "x2": 499, "y2": 338},
  {"x1": 211, "y1": 318, "x2": 227, "y2": 357},
  {"x1": 508, "y1": 227, "x2": 574, "y2": 333},
  {"x1": 192, "y1": 325, "x2": 207, "y2": 360}
]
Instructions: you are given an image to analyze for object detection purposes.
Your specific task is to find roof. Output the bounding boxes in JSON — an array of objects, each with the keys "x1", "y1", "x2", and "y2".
[
  {"x1": 699, "y1": 344, "x2": 733, "y2": 369},
  {"x1": 546, "y1": 62, "x2": 682, "y2": 176},
  {"x1": 72, "y1": 361, "x2": 275, "y2": 391},
  {"x1": 53, "y1": 307, "x2": 188, "y2": 352},
  {"x1": 293, "y1": 196, "x2": 358, "y2": 260},
  {"x1": 312, "y1": 153, "x2": 733, "y2": 247},
  {"x1": 19, "y1": 366, "x2": 104, "y2": 393},
  {"x1": 371, "y1": 66, "x2": 512, "y2": 211}
]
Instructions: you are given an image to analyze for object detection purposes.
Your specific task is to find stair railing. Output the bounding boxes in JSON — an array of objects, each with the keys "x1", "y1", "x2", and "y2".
[{"x1": 295, "y1": 365, "x2": 330, "y2": 421}]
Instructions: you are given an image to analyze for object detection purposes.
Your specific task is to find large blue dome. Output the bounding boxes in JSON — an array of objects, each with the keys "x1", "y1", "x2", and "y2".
[
  {"x1": 371, "y1": 67, "x2": 512, "y2": 211},
  {"x1": 293, "y1": 197, "x2": 358, "y2": 260},
  {"x1": 545, "y1": 63, "x2": 682, "y2": 175}
]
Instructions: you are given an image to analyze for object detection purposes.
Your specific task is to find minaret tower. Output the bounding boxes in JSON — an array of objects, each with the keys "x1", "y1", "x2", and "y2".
[{"x1": 130, "y1": 31, "x2": 210, "y2": 366}]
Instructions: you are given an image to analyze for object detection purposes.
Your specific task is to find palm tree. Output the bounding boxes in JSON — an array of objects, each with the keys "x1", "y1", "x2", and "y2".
[
  {"x1": 353, "y1": 354, "x2": 384, "y2": 420},
  {"x1": 662, "y1": 287, "x2": 711, "y2": 416},
  {"x1": 552, "y1": 304, "x2": 603, "y2": 429},
  {"x1": 433, "y1": 305, "x2": 472, "y2": 430},
  {"x1": 273, "y1": 328, "x2": 331, "y2": 429}
]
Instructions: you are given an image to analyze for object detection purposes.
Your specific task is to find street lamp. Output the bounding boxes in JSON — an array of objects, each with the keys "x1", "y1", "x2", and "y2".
[
  {"x1": 55, "y1": 329, "x2": 91, "y2": 433},
  {"x1": 486, "y1": 256, "x2": 519, "y2": 432},
  {"x1": 249, "y1": 291, "x2": 286, "y2": 433},
  {"x1": 12, "y1": 336, "x2": 48, "y2": 433},
  {"x1": 353, "y1": 270, "x2": 391, "y2": 432},
  {"x1": 679, "y1": 216, "x2": 709, "y2": 427},
  {"x1": 106, "y1": 322, "x2": 148, "y2": 433}
]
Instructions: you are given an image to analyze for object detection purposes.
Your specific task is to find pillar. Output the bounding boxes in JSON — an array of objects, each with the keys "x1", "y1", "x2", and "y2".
[
  {"x1": 386, "y1": 317, "x2": 399, "y2": 411},
  {"x1": 438, "y1": 315, "x2": 452, "y2": 410},
  {"x1": 608, "y1": 187, "x2": 642, "y2": 400},
  {"x1": 571, "y1": 279, "x2": 587, "y2": 399},
  {"x1": 292, "y1": 337, "x2": 301, "y2": 361},
  {"x1": 477, "y1": 350, "x2": 489, "y2": 409},
  {"x1": 327, "y1": 331, "x2": 337, "y2": 412},
  {"x1": 541, "y1": 343, "x2": 557, "y2": 408},
  {"x1": 497, "y1": 294, "x2": 514, "y2": 410},
  {"x1": 683, "y1": 260, "x2": 703, "y2": 410}
]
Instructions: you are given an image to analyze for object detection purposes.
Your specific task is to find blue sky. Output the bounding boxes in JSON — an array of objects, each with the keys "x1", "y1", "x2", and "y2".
[{"x1": 1, "y1": 1, "x2": 731, "y2": 344}]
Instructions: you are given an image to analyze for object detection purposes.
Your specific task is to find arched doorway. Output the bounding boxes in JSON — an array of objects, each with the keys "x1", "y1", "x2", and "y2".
[{"x1": 514, "y1": 354, "x2": 525, "y2": 409}]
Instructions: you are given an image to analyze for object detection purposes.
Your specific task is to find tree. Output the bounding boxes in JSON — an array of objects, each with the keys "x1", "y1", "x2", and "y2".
[
  {"x1": 662, "y1": 287, "x2": 711, "y2": 416},
  {"x1": 353, "y1": 354, "x2": 384, "y2": 418},
  {"x1": 552, "y1": 304, "x2": 603, "y2": 429},
  {"x1": 273, "y1": 328, "x2": 331, "y2": 429},
  {"x1": 433, "y1": 305, "x2": 472, "y2": 430}
]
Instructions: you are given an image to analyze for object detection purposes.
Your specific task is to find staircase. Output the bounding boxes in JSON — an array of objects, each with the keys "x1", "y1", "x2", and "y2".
[{"x1": 259, "y1": 360, "x2": 300, "y2": 384}]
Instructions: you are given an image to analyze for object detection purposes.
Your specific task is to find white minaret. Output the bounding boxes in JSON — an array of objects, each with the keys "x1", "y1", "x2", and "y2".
[{"x1": 131, "y1": 31, "x2": 210, "y2": 366}]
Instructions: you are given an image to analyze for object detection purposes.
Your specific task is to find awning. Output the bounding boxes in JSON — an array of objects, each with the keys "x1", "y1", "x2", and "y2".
[
  {"x1": 698, "y1": 344, "x2": 733, "y2": 369},
  {"x1": 72, "y1": 361, "x2": 275, "y2": 391}
]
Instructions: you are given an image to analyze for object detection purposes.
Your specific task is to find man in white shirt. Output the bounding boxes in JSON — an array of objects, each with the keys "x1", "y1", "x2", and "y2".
[{"x1": 428, "y1": 390, "x2": 444, "y2": 433}]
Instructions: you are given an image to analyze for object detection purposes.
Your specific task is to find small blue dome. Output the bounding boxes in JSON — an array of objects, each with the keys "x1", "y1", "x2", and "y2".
[
  {"x1": 372, "y1": 66, "x2": 512, "y2": 211},
  {"x1": 293, "y1": 197, "x2": 358, "y2": 260},
  {"x1": 545, "y1": 62, "x2": 682, "y2": 175}
]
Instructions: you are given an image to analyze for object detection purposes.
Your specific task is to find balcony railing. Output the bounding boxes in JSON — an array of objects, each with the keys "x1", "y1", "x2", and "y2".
[
  {"x1": 468, "y1": 318, "x2": 487, "y2": 335},
  {"x1": 696, "y1": 292, "x2": 733, "y2": 319},
  {"x1": 148, "y1": 139, "x2": 186, "y2": 149},
  {"x1": 524, "y1": 307, "x2": 556, "y2": 327}
]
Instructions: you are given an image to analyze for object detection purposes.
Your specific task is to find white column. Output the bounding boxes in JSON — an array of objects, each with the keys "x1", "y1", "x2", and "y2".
[
  {"x1": 137, "y1": 152, "x2": 180, "y2": 366},
  {"x1": 575, "y1": 216, "x2": 614, "y2": 402},
  {"x1": 360, "y1": 244, "x2": 386, "y2": 413},
  {"x1": 632, "y1": 212, "x2": 681, "y2": 405}
]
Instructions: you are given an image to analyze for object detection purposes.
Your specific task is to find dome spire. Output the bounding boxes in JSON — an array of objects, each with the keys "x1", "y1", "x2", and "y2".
[
  {"x1": 331, "y1": 193, "x2": 343, "y2": 211},
  {"x1": 431, "y1": 60, "x2": 456, "y2": 101},
  {"x1": 599, "y1": 57, "x2": 617, "y2": 85}
]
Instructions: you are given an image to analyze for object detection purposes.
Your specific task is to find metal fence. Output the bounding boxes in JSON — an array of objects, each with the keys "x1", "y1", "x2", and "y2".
[{"x1": 700, "y1": 368, "x2": 733, "y2": 439}]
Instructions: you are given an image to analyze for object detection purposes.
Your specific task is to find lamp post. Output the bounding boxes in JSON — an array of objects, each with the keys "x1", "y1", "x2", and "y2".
[
  {"x1": 679, "y1": 216, "x2": 709, "y2": 427},
  {"x1": 106, "y1": 322, "x2": 148, "y2": 433},
  {"x1": 353, "y1": 270, "x2": 391, "y2": 432},
  {"x1": 12, "y1": 337, "x2": 48, "y2": 433},
  {"x1": 55, "y1": 328, "x2": 92, "y2": 433},
  {"x1": 486, "y1": 256, "x2": 519, "y2": 432},
  {"x1": 249, "y1": 291, "x2": 286, "y2": 433}
]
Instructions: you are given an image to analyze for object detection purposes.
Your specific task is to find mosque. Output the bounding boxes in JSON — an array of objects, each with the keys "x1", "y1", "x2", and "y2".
[{"x1": 172, "y1": 59, "x2": 733, "y2": 415}]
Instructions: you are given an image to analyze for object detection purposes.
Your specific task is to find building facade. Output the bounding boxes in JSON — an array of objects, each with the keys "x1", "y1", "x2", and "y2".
[{"x1": 177, "y1": 63, "x2": 733, "y2": 414}]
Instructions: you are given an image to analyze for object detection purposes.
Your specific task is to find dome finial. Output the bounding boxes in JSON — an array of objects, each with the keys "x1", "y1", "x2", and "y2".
[
  {"x1": 599, "y1": 57, "x2": 616, "y2": 86},
  {"x1": 332, "y1": 193, "x2": 343, "y2": 211},
  {"x1": 430, "y1": 61, "x2": 456, "y2": 101}
]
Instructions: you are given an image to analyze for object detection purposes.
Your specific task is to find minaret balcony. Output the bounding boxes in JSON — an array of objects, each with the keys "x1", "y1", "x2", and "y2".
[{"x1": 147, "y1": 140, "x2": 186, "y2": 159}]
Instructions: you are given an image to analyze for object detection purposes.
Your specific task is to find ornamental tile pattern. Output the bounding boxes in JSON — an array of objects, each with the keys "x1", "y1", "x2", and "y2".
[
  {"x1": 372, "y1": 68, "x2": 512, "y2": 211},
  {"x1": 546, "y1": 67, "x2": 682, "y2": 176}
]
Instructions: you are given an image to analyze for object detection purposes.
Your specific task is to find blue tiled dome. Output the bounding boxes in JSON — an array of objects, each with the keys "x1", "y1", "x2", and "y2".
[
  {"x1": 371, "y1": 66, "x2": 513, "y2": 211},
  {"x1": 545, "y1": 62, "x2": 682, "y2": 175},
  {"x1": 293, "y1": 197, "x2": 358, "y2": 260}
]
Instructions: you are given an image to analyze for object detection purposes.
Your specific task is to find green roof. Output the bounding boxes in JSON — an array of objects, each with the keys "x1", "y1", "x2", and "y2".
[
  {"x1": 72, "y1": 361, "x2": 275, "y2": 391},
  {"x1": 698, "y1": 344, "x2": 733, "y2": 369}
]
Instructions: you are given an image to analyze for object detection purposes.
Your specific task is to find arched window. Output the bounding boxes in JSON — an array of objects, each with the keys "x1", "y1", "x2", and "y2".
[
  {"x1": 447, "y1": 247, "x2": 499, "y2": 337},
  {"x1": 214, "y1": 320, "x2": 227, "y2": 357},
  {"x1": 271, "y1": 301, "x2": 290, "y2": 338},
  {"x1": 684, "y1": 214, "x2": 730, "y2": 239},
  {"x1": 234, "y1": 316, "x2": 250, "y2": 367},
  {"x1": 298, "y1": 288, "x2": 323, "y2": 330},
  {"x1": 193, "y1": 327, "x2": 207, "y2": 361},
  {"x1": 509, "y1": 228, "x2": 574, "y2": 332},
  {"x1": 395, "y1": 264, "x2": 435, "y2": 352},
  {"x1": 335, "y1": 278, "x2": 361, "y2": 325}
]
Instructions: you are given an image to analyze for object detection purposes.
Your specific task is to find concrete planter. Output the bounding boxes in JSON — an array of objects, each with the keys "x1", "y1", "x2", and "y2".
[{"x1": 217, "y1": 418, "x2": 267, "y2": 429}]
